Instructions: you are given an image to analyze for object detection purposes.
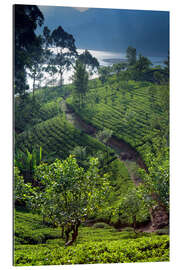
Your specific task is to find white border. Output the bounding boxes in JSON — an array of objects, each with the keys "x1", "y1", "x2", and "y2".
[
  {"x1": 1, "y1": 0, "x2": 179, "y2": 269},
  {"x1": 4, "y1": 0, "x2": 172, "y2": 11}
]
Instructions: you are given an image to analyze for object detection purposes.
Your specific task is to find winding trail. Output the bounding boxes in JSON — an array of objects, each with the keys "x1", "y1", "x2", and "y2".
[
  {"x1": 59, "y1": 99, "x2": 168, "y2": 233},
  {"x1": 60, "y1": 100, "x2": 147, "y2": 185}
]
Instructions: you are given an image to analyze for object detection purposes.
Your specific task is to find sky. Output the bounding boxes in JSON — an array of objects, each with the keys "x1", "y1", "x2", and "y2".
[{"x1": 38, "y1": 5, "x2": 169, "y2": 57}]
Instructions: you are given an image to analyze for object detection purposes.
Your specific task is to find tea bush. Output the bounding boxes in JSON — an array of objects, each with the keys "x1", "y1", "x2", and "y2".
[
  {"x1": 14, "y1": 235, "x2": 169, "y2": 265},
  {"x1": 92, "y1": 222, "x2": 112, "y2": 229},
  {"x1": 67, "y1": 80, "x2": 169, "y2": 165},
  {"x1": 14, "y1": 207, "x2": 61, "y2": 245},
  {"x1": 15, "y1": 116, "x2": 108, "y2": 162}
]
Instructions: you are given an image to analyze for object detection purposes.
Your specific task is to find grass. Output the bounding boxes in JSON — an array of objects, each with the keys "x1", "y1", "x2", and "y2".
[{"x1": 14, "y1": 76, "x2": 169, "y2": 266}]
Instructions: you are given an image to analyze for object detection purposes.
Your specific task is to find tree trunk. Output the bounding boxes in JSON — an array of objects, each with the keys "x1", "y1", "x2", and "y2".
[
  {"x1": 64, "y1": 224, "x2": 73, "y2": 244},
  {"x1": 65, "y1": 220, "x2": 81, "y2": 246},
  {"x1": 65, "y1": 229, "x2": 70, "y2": 244}
]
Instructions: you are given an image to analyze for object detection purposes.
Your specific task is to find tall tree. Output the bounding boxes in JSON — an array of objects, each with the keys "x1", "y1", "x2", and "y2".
[
  {"x1": 132, "y1": 54, "x2": 152, "y2": 81},
  {"x1": 26, "y1": 36, "x2": 45, "y2": 95},
  {"x1": 78, "y1": 50, "x2": 99, "y2": 75},
  {"x1": 49, "y1": 26, "x2": 77, "y2": 86},
  {"x1": 43, "y1": 26, "x2": 52, "y2": 50},
  {"x1": 135, "y1": 54, "x2": 152, "y2": 73},
  {"x1": 41, "y1": 26, "x2": 58, "y2": 87},
  {"x1": 14, "y1": 4, "x2": 44, "y2": 95},
  {"x1": 126, "y1": 46, "x2": 137, "y2": 66},
  {"x1": 73, "y1": 60, "x2": 89, "y2": 108},
  {"x1": 98, "y1": 66, "x2": 112, "y2": 85},
  {"x1": 41, "y1": 26, "x2": 54, "y2": 69}
]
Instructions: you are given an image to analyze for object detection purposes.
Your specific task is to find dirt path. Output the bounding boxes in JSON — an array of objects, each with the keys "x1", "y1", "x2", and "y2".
[
  {"x1": 59, "y1": 100, "x2": 168, "y2": 233},
  {"x1": 60, "y1": 100, "x2": 147, "y2": 185},
  {"x1": 59, "y1": 100, "x2": 158, "y2": 232}
]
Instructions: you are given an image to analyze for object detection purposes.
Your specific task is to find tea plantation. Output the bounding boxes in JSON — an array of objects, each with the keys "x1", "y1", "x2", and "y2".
[
  {"x1": 67, "y1": 77, "x2": 169, "y2": 164},
  {"x1": 14, "y1": 74, "x2": 169, "y2": 265},
  {"x1": 14, "y1": 207, "x2": 169, "y2": 266}
]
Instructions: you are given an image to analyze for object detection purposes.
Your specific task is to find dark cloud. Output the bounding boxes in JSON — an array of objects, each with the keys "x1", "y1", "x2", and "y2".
[{"x1": 38, "y1": 6, "x2": 169, "y2": 57}]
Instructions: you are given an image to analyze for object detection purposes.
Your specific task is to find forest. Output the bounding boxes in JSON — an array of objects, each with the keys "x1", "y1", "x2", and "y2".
[{"x1": 14, "y1": 5, "x2": 169, "y2": 266}]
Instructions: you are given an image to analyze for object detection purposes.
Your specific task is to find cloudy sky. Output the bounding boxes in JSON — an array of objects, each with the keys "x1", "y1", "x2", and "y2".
[{"x1": 38, "y1": 5, "x2": 169, "y2": 57}]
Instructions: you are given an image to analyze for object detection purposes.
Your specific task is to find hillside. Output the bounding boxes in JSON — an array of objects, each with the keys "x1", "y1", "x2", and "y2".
[
  {"x1": 67, "y1": 77, "x2": 169, "y2": 165},
  {"x1": 14, "y1": 73, "x2": 169, "y2": 265}
]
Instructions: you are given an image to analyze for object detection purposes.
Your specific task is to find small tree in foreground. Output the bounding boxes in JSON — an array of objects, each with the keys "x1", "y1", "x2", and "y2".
[
  {"x1": 118, "y1": 187, "x2": 149, "y2": 233},
  {"x1": 34, "y1": 155, "x2": 110, "y2": 245}
]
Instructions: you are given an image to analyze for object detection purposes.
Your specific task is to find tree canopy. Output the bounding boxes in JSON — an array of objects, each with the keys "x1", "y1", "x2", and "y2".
[
  {"x1": 14, "y1": 5, "x2": 44, "y2": 95},
  {"x1": 48, "y1": 26, "x2": 77, "y2": 86},
  {"x1": 78, "y1": 50, "x2": 99, "y2": 75},
  {"x1": 73, "y1": 60, "x2": 89, "y2": 108},
  {"x1": 33, "y1": 155, "x2": 111, "y2": 245},
  {"x1": 118, "y1": 186, "x2": 148, "y2": 232},
  {"x1": 26, "y1": 36, "x2": 45, "y2": 94},
  {"x1": 134, "y1": 54, "x2": 152, "y2": 73}
]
